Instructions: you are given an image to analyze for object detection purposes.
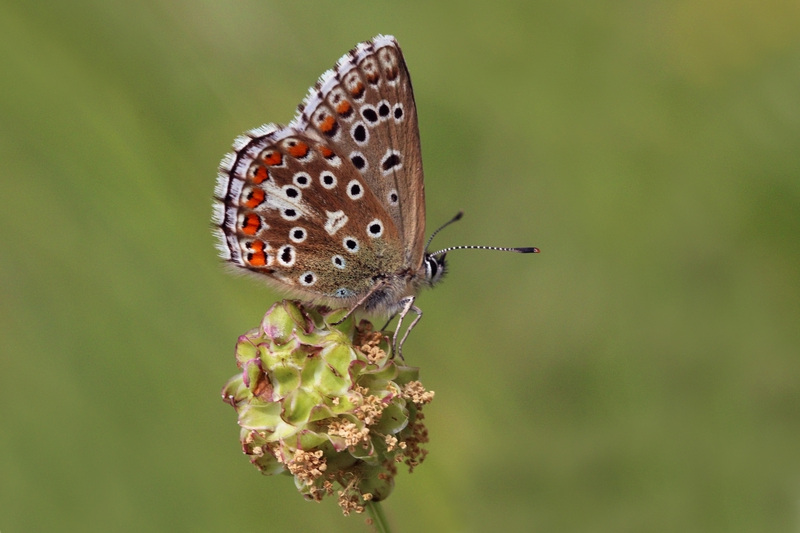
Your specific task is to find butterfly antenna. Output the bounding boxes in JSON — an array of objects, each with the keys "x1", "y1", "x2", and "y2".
[
  {"x1": 425, "y1": 211, "x2": 464, "y2": 251},
  {"x1": 429, "y1": 244, "x2": 540, "y2": 257}
]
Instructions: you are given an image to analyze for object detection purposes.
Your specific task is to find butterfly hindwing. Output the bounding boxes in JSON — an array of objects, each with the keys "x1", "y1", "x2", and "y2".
[{"x1": 214, "y1": 122, "x2": 404, "y2": 303}]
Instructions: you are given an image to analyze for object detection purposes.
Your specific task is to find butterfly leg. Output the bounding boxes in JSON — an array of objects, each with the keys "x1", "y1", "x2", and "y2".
[
  {"x1": 331, "y1": 279, "x2": 389, "y2": 326},
  {"x1": 393, "y1": 296, "x2": 422, "y2": 360},
  {"x1": 379, "y1": 312, "x2": 398, "y2": 332}
]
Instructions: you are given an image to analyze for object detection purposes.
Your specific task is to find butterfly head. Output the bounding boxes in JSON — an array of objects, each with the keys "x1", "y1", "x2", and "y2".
[{"x1": 422, "y1": 252, "x2": 447, "y2": 288}]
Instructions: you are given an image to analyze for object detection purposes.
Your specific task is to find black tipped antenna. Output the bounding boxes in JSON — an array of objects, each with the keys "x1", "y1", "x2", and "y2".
[
  {"x1": 425, "y1": 211, "x2": 464, "y2": 250},
  {"x1": 429, "y1": 244, "x2": 540, "y2": 257},
  {"x1": 425, "y1": 210, "x2": 540, "y2": 257}
]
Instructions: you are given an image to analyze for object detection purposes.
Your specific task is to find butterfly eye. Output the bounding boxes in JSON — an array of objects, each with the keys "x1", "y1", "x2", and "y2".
[{"x1": 424, "y1": 254, "x2": 446, "y2": 284}]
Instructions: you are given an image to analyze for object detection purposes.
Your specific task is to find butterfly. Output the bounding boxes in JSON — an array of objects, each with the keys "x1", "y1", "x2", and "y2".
[{"x1": 212, "y1": 35, "x2": 538, "y2": 355}]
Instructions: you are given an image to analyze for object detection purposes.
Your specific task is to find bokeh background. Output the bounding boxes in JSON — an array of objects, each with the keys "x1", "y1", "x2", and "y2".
[{"x1": 2, "y1": 1, "x2": 799, "y2": 531}]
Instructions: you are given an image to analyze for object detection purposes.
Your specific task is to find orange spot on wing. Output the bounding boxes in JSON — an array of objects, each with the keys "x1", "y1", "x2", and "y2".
[
  {"x1": 243, "y1": 188, "x2": 265, "y2": 208},
  {"x1": 263, "y1": 151, "x2": 282, "y2": 166},
  {"x1": 245, "y1": 239, "x2": 268, "y2": 266},
  {"x1": 319, "y1": 115, "x2": 337, "y2": 134},
  {"x1": 319, "y1": 145, "x2": 334, "y2": 158},
  {"x1": 336, "y1": 100, "x2": 351, "y2": 115},
  {"x1": 287, "y1": 141, "x2": 309, "y2": 158},
  {"x1": 241, "y1": 214, "x2": 261, "y2": 235},
  {"x1": 252, "y1": 166, "x2": 269, "y2": 184},
  {"x1": 248, "y1": 251, "x2": 267, "y2": 266}
]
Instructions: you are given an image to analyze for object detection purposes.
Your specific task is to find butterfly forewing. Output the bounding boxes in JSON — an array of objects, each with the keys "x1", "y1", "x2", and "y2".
[{"x1": 295, "y1": 35, "x2": 426, "y2": 271}]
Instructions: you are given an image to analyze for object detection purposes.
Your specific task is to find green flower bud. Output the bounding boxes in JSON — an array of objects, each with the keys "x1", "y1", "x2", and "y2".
[{"x1": 221, "y1": 300, "x2": 434, "y2": 515}]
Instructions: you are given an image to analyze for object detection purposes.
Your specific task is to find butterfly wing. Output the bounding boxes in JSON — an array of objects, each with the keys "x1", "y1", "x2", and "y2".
[
  {"x1": 293, "y1": 35, "x2": 426, "y2": 272},
  {"x1": 213, "y1": 35, "x2": 424, "y2": 309},
  {"x1": 213, "y1": 124, "x2": 407, "y2": 305}
]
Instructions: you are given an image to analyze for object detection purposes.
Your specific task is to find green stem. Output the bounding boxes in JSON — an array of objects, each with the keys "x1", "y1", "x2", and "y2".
[{"x1": 365, "y1": 500, "x2": 391, "y2": 533}]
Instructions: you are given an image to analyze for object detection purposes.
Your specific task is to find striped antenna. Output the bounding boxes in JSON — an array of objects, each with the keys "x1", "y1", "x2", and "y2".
[
  {"x1": 426, "y1": 211, "x2": 539, "y2": 257},
  {"x1": 429, "y1": 244, "x2": 539, "y2": 257}
]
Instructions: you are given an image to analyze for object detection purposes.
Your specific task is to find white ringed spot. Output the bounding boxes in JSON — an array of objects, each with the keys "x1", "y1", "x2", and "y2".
[
  {"x1": 346, "y1": 180, "x2": 364, "y2": 200},
  {"x1": 289, "y1": 227, "x2": 307, "y2": 243},
  {"x1": 299, "y1": 271, "x2": 317, "y2": 287},
  {"x1": 349, "y1": 151, "x2": 368, "y2": 172},
  {"x1": 320, "y1": 171, "x2": 337, "y2": 189},
  {"x1": 282, "y1": 184, "x2": 301, "y2": 200},
  {"x1": 293, "y1": 172, "x2": 312, "y2": 188},
  {"x1": 377, "y1": 100, "x2": 392, "y2": 121},
  {"x1": 360, "y1": 104, "x2": 379, "y2": 124},
  {"x1": 350, "y1": 122, "x2": 369, "y2": 145},
  {"x1": 277, "y1": 245, "x2": 296, "y2": 267},
  {"x1": 380, "y1": 149, "x2": 402, "y2": 175},
  {"x1": 366, "y1": 219, "x2": 384, "y2": 238},
  {"x1": 342, "y1": 236, "x2": 360, "y2": 253},
  {"x1": 392, "y1": 104, "x2": 404, "y2": 122},
  {"x1": 281, "y1": 207, "x2": 302, "y2": 221}
]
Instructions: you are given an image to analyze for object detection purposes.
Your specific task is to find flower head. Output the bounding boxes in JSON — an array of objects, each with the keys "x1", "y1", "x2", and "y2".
[{"x1": 221, "y1": 300, "x2": 433, "y2": 515}]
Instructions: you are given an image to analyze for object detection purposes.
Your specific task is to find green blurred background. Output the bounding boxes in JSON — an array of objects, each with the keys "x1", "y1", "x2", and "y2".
[{"x1": 2, "y1": 1, "x2": 799, "y2": 531}]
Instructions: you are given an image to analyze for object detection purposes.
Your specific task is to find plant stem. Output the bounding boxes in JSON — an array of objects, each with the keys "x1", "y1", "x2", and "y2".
[{"x1": 365, "y1": 500, "x2": 391, "y2": 533}]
